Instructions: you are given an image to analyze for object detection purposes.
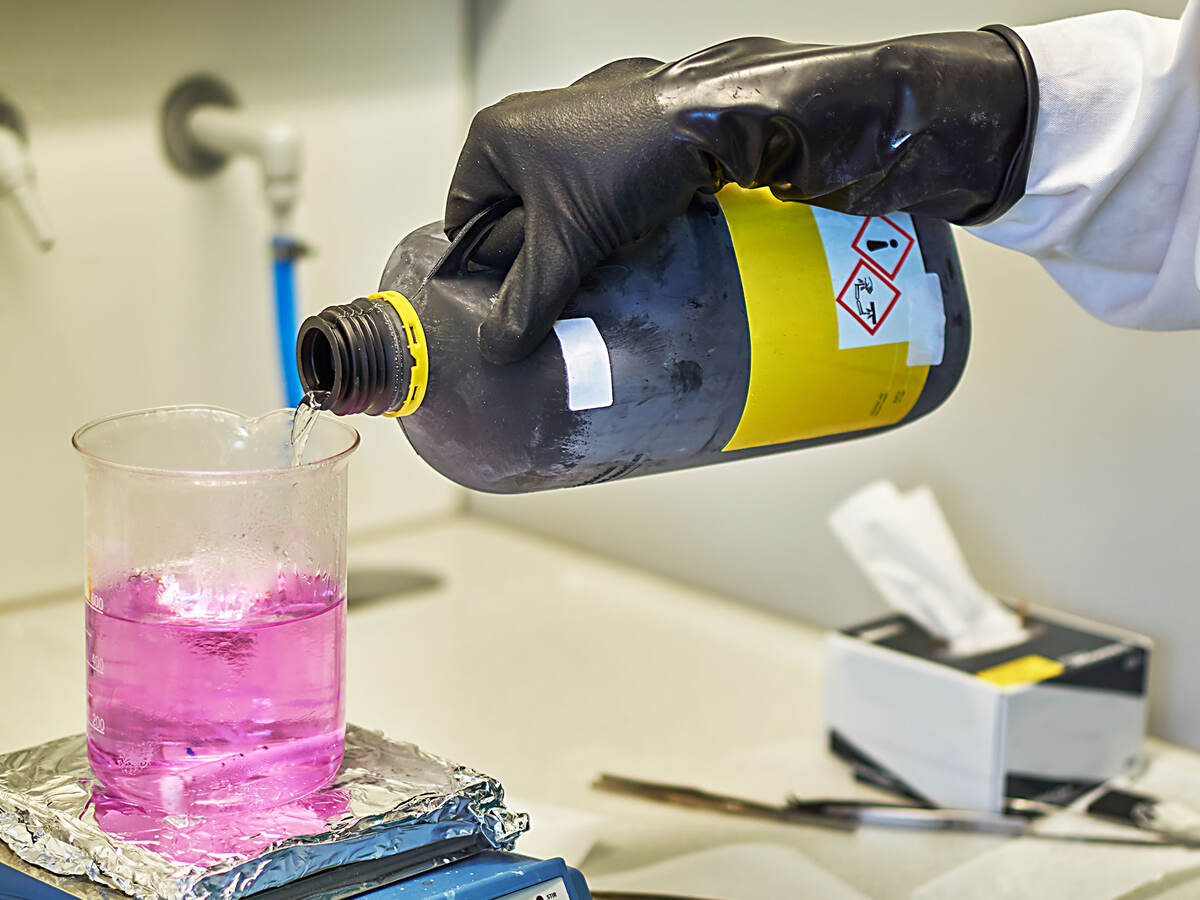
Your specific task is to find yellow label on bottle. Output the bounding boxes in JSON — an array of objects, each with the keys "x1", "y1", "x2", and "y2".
[{"x1": 717, "y1": 186, "x2": 930, "y2": 452}]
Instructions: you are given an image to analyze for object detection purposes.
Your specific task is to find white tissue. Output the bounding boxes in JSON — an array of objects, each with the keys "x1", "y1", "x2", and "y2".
[{"x1": 828, "y1": 480, "x2": 1028, "y2": 657}]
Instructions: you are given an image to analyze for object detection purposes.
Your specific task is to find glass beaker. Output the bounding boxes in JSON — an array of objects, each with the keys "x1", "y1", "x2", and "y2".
[{"x1": 72, "y1": 406, "x2": 359, "y2": 815}]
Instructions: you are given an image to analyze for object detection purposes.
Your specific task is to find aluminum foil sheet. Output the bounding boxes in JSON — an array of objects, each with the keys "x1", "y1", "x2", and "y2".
[{"x1": 0, "y1": 725, "x2": 528, "y2": 899}]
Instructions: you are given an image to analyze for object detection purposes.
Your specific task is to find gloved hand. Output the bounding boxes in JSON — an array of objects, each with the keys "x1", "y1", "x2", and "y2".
[{"x1": 447, "y1": 28, "x2": 1036, "y2": 364}]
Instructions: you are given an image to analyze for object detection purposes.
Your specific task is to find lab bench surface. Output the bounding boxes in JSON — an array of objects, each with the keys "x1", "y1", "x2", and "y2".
[{"x1": 2, "y1": 515, "x2": 1198, "y2": 900}]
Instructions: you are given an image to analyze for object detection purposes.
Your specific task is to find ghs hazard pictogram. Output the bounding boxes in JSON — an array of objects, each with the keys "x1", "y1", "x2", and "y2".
[
  {"x1": 851, "y1": 216, "x2": 914, "y2": 280},
  {"x1": 835, "y1": 259, "x2": 901, "y2": 336}
]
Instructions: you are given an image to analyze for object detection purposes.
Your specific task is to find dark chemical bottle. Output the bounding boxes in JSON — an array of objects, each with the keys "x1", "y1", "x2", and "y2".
[{"x1": 296, "y1": 186, "x2": 969, "y2": 493}]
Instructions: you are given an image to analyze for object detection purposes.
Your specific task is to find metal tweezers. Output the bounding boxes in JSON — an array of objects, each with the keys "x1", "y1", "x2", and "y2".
[{"x1": 593, "y1": 773, "x2": 1200, "y2": 848}]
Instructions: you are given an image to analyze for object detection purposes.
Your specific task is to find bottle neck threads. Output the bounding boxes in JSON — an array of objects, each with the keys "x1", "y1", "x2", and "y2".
[{"x1": 296, "y1": 298, "x2": 408, "y2": 416}]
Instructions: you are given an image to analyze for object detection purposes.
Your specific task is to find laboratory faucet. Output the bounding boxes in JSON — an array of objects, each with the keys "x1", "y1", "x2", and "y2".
[
  {"x1": 0, "y1": 94, "x2": 54, "y2": 251},
  {"x1": 161, "y1": 75, "x2": 301, "y2": 230}
]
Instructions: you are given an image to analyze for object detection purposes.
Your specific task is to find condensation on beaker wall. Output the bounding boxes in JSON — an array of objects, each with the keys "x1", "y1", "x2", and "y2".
[{"x1": 72, "y1": 406, "x2": 359, "y2": 815}]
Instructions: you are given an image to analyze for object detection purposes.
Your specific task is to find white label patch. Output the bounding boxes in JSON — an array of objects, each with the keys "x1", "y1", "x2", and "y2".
[
  {"x1": 811, "y1": 208, "x2": 944, "y2": 365},
  {"x1": 553, "y1": 317, "x2": 613, "y2": 411},
  {"x1": 907, "y1": 273, "x2": 945, "y2": 366}
]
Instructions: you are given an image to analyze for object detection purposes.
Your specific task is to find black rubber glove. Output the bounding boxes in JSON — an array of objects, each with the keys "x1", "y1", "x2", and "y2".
[{"x1": 447, "y1": 28, "x2": 1037, "y2": 364}]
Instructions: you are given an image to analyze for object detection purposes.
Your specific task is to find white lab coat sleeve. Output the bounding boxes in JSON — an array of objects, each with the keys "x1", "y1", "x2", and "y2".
[{"x1": 968, "y1": 6, "x2": 1200, "y2": 330}]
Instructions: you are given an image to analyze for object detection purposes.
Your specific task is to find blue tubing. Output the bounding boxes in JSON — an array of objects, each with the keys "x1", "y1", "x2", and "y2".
[{"x1": 272, "y1": 235, "x2": 305, "y2": 408}]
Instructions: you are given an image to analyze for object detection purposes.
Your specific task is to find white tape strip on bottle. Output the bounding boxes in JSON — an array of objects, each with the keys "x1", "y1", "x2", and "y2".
[{"x1": 553, "y1": 317, "x2": 614, "y2": 411}]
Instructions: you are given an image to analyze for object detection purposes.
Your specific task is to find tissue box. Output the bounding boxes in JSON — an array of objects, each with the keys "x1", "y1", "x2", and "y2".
[{"x1": 826, "y1": 607, "x2": 1151, "y2": 811}]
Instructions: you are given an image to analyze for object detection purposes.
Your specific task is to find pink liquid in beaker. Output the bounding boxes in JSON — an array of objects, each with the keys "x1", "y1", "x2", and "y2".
[{"x1": 85, "y1": 572, "x2": 345, "y2": 814}]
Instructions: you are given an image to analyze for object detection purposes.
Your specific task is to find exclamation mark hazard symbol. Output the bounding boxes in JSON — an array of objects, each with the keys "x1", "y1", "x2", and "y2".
[{"x1": 852, "y1": 216, "x2": 915, "y2": 279}]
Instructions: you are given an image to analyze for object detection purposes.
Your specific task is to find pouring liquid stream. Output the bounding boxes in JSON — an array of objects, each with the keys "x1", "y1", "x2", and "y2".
[{"x1": 290, "y1": 390, "x2": 330, "y2": 466}]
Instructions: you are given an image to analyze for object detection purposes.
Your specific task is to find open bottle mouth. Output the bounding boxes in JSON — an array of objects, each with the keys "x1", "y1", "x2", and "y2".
[
  {"x1": 297, "y1": 298, "x2": 408, "y2": 416},
  {"x1": 297, "y1": 323, "x2": 338, "y2": 395}
]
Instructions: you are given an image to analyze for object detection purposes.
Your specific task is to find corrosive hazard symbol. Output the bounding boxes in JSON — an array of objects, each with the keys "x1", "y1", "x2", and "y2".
[
  {"x1": 835, "y1": 259, "x2": 900, "y2": 335},
  {"x1": 851, "y1": 216, "x2": 914, "y2": 279}
]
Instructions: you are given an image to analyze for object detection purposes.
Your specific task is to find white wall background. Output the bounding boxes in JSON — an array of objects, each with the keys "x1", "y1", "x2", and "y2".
[
  {"x1": 466, "y1": 0, "x2": 1200, "y2": 745},
  {"x1": 0, "y1": 0, "x2": 469, "y2": 601}
]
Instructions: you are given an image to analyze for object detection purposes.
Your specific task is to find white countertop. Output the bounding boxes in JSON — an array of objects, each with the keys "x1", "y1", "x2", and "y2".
[{"x1": 3, "y1": 515, "x2": 1200, "y2": 899}]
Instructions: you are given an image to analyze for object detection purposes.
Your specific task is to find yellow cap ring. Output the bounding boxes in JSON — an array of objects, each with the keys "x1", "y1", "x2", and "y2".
[{"x1": 368, "y1": 291, "x2": 428, "y2": 417}]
